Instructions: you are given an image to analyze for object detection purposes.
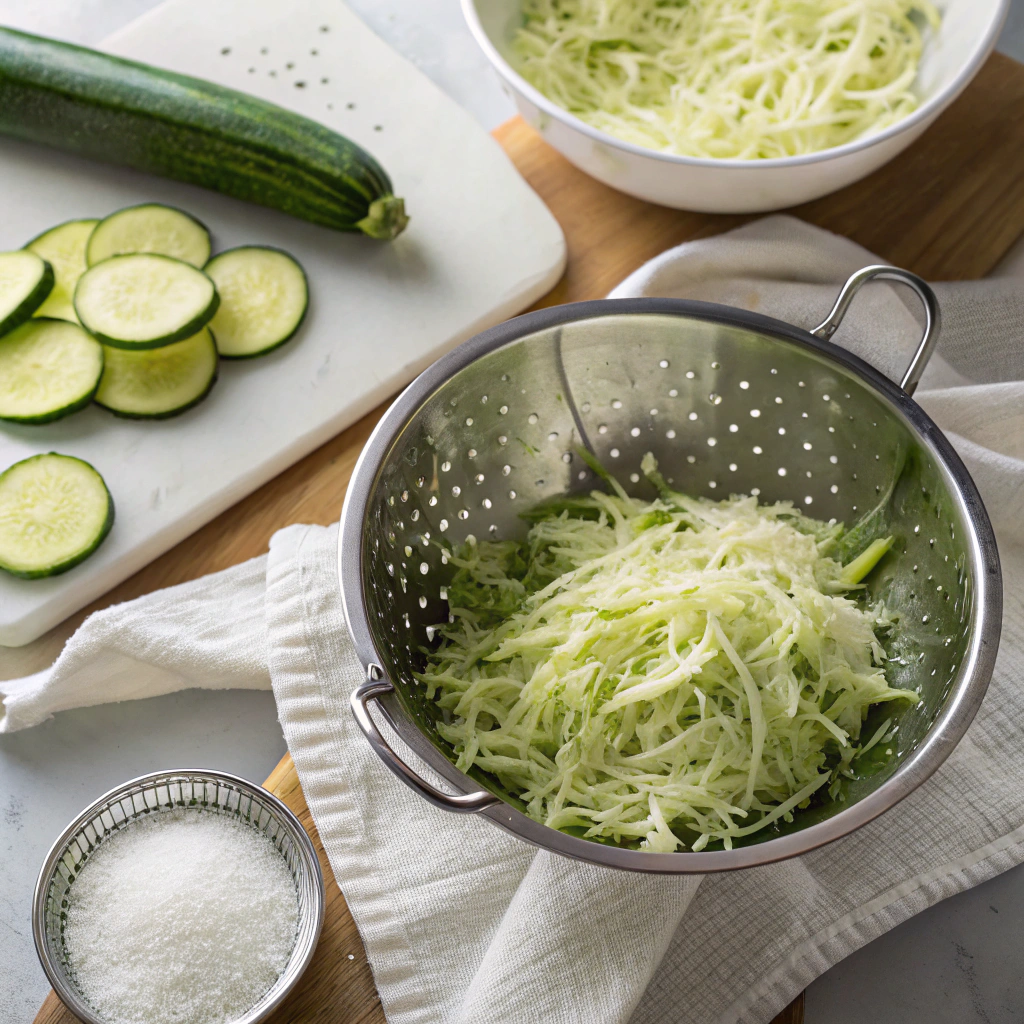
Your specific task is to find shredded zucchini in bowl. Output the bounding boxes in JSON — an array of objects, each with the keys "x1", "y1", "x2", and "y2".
[
  {"x1": 512, "y1": 0, "x2": 941, "y2": 159},
  {"x1": 418, "y1": 457, "x2": 916, "y2": 853}
]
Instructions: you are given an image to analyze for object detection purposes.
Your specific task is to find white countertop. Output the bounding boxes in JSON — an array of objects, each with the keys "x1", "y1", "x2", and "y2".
[{"x1": 1, "y1": 3, "x2": 1023, "y2": 1021}]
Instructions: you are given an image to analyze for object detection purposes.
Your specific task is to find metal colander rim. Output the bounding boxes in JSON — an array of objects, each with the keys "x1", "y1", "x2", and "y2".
[{"x1": 339, "y1": 296, "x2": 1002, "y2": 873}]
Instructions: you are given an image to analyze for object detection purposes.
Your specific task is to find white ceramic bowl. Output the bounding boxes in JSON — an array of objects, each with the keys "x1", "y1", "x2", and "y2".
[{"x1": 463, "y1": 0, "x2": 1009, "y2": 212}]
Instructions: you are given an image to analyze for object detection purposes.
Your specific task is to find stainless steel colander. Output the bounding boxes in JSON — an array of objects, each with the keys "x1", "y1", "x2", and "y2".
[{"x1": 340, "y1": 266, "x2": 1002, "y2": 873}]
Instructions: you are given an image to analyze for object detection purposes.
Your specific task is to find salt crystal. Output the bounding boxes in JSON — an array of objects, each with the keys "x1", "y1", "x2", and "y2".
[{"x1": 64, "y1": 809, "x2": 299, "y2": 1024}]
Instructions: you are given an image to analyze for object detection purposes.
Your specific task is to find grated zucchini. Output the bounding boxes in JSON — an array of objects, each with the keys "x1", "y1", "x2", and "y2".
[{"x1": 419, "y1": 456, "x2": 914, "y2": 852}]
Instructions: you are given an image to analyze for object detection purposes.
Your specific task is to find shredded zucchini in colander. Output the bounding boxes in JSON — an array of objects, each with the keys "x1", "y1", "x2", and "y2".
[
  {"x1": 512, "y1": 0, "x2": 940, "y2": 159},
  {"x1": 417, "y1": 458, "x2": 917, "y2": 852}
]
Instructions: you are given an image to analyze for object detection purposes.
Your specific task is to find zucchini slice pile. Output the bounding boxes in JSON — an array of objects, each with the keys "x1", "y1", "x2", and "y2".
[
  {"x1": 0, "y1": 201, "x2": 309, "y2": 577},
  {"x1": 2, "y1": 201, "x2": 308, "y2": 422}
]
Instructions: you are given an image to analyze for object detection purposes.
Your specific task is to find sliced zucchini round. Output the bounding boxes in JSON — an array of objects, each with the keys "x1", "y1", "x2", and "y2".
[
  {"x1": 0, "y1": 319, "x2": 104, "y2": 424},
  {"x1": 0, "y1": 250, "x2": 54, "y2": 335},
  {"x1": 24, "y1": 219, "x2": 99, "y2": 322},
  {"x1": 205, "y1": 246, "x2": 308, "y2": 358},
  {"x1": 74, "y1": 253, "x2": 219, "y2": 349},
  {"x1": 0, "y1": 453, "x2": 114, "y2": 579},
  {"x1": 87, "y1": 203, "x2": 212, "y2": 269},
  {"x1": 95, "y1": 327, "x2": 218, "y2": 419}
]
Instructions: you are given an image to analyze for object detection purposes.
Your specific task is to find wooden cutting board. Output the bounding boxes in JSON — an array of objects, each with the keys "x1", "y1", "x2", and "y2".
[{"x1": 32, "y1": 50, "x2": 1024, "y2": 1024}]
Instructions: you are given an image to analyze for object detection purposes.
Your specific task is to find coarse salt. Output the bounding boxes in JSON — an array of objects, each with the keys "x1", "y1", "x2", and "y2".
[{"x1": 64, "y1": 809, "x2": 299, "y2": 1024}]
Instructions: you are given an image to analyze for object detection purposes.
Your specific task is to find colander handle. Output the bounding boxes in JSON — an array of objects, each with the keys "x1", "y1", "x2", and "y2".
[
  {"x1": 351, "y1": 676, "x2": 500, "y2": 813},
  {"x1": 811, "y1": 265, "x2": 941, "y2": 397}
]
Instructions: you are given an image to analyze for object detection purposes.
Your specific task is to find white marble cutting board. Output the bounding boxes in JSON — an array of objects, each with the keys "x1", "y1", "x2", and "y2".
[{"x1": 0, "y1": 0, "x2": 565, "y2": 647}]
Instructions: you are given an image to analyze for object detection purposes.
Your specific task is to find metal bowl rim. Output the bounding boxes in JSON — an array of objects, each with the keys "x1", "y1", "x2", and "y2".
[
  {"x1": 339, "y1": 296, "x2": 1002, "y2": 873},
  {"x1": 32, "y1": 767, "x2": 326, "y2": 1023}
]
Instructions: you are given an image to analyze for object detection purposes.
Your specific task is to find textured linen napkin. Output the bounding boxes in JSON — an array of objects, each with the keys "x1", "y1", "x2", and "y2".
[{"x1": 5, "y1": 215, "x2": 1024, "y2": 1024}]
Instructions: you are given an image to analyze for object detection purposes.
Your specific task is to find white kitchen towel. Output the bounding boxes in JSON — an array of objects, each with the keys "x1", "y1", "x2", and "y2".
[
  {"x1": 0, "y1": 554, "x2": 271, "y2": 733},
  {"x1": 6, "y1": 214, "x2": 1024, "y2": 1024}
]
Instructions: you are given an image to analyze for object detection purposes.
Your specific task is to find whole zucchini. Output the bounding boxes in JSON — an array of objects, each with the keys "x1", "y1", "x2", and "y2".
[{"x1": 0, "y1": 28, "x2": 408, "y2": 241}]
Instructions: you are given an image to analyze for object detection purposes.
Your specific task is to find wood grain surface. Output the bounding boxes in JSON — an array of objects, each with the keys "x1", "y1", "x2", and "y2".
[{"x1": 31, "y1": 50, "x2": 1024, "y2": 1024}]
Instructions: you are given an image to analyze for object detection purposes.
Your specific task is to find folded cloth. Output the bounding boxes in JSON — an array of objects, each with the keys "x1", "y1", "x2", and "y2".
[
  {"x1": 0, "y1": 555, "x2": 271, "y2": 733},
  {"x1": 6, "y1": 215, "x2": 1024, "y2": 1024}
]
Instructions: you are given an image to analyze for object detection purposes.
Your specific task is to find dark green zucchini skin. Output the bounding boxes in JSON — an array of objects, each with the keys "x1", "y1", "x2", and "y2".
[{"x1": 0, "y1": 28, "x2": 408, "y2": 240}]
